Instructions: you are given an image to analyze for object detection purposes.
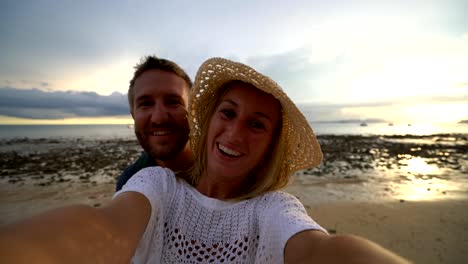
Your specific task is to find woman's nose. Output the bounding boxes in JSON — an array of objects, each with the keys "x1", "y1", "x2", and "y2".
[{"x1": 226, "y1": 120, "x2": 245, "y2": 141}]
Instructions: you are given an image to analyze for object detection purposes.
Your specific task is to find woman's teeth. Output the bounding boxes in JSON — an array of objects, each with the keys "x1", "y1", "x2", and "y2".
[{"x1": 218, "y1": 143, "x2": 241, "y2": 157}]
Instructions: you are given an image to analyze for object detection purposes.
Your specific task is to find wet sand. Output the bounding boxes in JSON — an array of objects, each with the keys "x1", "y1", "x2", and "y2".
[
  {"x1": 285, "y1": 182, "x2": 468, "y2": 264},
  {"x1": 1, "y1": 135, "x2": 467, "y2": 263},
  {"x1": 299, "y1": 199, "x2": 468, "y2": 264}
]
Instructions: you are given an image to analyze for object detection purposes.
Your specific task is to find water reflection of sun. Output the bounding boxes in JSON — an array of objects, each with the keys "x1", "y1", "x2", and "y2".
[
  {"x1": 396, "y1": 156, "x2": 454, "y2": 201},
  {"x1": 405, "y1": 157, "x2": 440, "y2": 175}
]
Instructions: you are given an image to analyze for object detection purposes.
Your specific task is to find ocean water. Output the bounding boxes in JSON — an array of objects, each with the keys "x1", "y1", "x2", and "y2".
[
  {"x1": 311, "y1": 122, "x2": 468, "y2": 136},
  {"x1": 0, "y1": 122, "x2": 466, "y2": 140},
  {"x1": 0, "y1": 125, "x2": 135, "y2": 140}
]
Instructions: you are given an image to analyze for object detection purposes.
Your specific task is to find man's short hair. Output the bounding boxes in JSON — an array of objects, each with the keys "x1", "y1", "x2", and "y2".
[{"x1": 128, "y1": 55, "x2": 192, "y2": 109}]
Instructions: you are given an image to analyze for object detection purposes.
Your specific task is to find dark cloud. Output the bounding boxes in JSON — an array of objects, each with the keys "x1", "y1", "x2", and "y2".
[{"x1": 0, "y1": 87, "x2": 128, "y2": 119}]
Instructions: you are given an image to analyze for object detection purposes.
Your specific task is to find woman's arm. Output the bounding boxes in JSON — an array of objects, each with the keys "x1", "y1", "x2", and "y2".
[
  {"x1": 284, "y1": 230, "x2": 411, "y2": 264},
  {"x1": 0, "y1": 191, "x2": 150, "y2": 264}
]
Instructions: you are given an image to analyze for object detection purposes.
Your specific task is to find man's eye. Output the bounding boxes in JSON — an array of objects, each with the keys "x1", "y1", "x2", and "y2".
[
  {"x1": 220, "y1": 109, "x2": 235, "y2": 119},
  {"x1": 166, "y1": 98, "x2": 182, "y2": 107},
  {"x1": 138, "y1": 101, "x2": 153, "y2": 107}
]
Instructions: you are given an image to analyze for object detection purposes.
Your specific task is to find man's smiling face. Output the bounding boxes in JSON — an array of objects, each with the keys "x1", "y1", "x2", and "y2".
[{"x1": 131, "y1": 69, "x2": 190, "y2": 161}]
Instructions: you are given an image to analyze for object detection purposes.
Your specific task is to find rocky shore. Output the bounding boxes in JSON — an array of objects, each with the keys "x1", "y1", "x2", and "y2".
[
  {"x1": 1, "y1": 134, "x2": 466, "y2": 186},
  {"x1": 1, "y1": 138, "x2": 141, "y2": 186}
]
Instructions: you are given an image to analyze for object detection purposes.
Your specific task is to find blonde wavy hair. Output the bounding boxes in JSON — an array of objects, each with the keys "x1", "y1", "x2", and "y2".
[{"x1": 179, "y1": 81, "x2": 288, "y2": 200}]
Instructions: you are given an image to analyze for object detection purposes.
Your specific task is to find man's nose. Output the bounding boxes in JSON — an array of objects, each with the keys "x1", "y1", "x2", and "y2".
[{"x1": 150, "y1": 103, "x2": 169, "y2": 124}]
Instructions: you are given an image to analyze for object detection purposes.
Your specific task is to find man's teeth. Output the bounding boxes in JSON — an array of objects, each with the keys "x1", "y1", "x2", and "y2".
[
  {"x1": 218, "y1": 144, "x2": 241, "y2": 157},
  {"x1": 152, "y1": 131, "x2": 170, "y2": 136}
]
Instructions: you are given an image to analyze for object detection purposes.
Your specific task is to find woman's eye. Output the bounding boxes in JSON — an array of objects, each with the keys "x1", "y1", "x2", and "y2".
[
  {"x1": 220, "y1": 109, "x2": 235, "y2": 119},
  {"x1": 250, "y1": 120, "x2": 265, "y2": 130}
]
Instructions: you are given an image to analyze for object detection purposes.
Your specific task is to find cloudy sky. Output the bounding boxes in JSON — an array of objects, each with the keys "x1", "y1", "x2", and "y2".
[{"x1": 1, "y1": 0, "x2": 467, "y2": 124}]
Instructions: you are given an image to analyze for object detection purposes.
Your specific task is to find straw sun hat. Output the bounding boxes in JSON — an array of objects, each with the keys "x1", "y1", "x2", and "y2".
[{"x1": 189, "y1": 57, "x2": 323, "y2": 176}]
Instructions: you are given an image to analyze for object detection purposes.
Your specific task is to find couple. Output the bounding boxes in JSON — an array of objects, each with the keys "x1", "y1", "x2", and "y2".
[{"x1": 0, "y1": 57, "x2": 409, "y2": 263}]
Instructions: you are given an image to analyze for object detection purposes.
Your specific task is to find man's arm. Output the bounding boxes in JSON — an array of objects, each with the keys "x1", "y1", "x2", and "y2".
[
  {"x1": 284, "y1": 230, "x2": 411, "y2": 264},
  {"x1": 0, "y1": 192, "x2": 151, "y2": 264}
]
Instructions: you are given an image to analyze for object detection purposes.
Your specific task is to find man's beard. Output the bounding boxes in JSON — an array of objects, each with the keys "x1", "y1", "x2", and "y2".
[{"x1": 134, "y1": 125, "x2": 188, "y2": 162}]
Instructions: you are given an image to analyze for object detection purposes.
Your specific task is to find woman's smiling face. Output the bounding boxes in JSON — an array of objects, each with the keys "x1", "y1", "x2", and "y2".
[{"x1": 205, "y1": 82, "x2": 281, "y2": 182}]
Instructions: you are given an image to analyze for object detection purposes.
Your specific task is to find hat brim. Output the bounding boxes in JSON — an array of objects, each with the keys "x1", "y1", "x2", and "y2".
[{"x1": 189, "y1": 57, "x2": 322, "y2": 175}]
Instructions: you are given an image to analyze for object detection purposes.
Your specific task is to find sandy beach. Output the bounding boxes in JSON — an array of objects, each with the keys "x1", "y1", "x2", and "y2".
[
  {"x1": 1, "y1": 135, "x2": 467, "y2": 263},
  {"x1": 285, "y1": 183, "x2": 468, "y2": 264}
]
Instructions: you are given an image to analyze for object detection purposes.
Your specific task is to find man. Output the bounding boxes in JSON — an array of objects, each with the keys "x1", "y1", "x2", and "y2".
[{"x1": 116, "y1": 56, "x2": 193, "y2": 191}]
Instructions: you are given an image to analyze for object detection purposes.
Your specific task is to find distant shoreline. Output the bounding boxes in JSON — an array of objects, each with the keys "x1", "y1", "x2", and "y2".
[{"x1": 0, "y1": 123, "x2": 467, "y2": 140}]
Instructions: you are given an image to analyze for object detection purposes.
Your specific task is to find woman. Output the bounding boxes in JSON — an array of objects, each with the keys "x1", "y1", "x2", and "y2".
[{"x1": 0, "y1": 58, "x2": 409, "y2": 264}]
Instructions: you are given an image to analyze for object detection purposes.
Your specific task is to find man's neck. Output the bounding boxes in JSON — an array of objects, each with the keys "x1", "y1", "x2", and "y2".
[{"x1": 155, "y1": 147, "x2": 193, "y2": 172}]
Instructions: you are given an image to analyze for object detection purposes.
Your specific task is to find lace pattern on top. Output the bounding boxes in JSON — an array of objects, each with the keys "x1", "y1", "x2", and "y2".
[{"x1": 114, "y1": 167, "x2": 326, "y2": 263}]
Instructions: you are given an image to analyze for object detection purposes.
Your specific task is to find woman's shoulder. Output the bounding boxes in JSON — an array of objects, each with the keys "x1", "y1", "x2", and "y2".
[
  {"x1": 256, "y1": 190, "x2": 301, "y2": 205},
  {"x1": 116, "y1": 166, "x2": 178, "y2": 198},
  {"x1": 138, "y1": 166, "x2": 176, "y2": 176},
  {"x1": 134, "y1": 166, "x2": 177, "y2": 184},
  {"x1": 252, "y1": 190, "x2": 309, "y2": 217},
  {"x1": 257, "y1": 190, "x2": 326, "y2": 233}
]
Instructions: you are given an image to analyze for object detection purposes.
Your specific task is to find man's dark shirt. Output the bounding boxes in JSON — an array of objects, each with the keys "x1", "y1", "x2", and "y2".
[{"x1": 116, "y1": 152, "x2": 157, "y2": 191}]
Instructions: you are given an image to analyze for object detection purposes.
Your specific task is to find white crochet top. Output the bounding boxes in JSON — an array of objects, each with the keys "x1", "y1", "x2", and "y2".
[{"x1": 114, "y1": 167, "x2": 326, "y2": 263}]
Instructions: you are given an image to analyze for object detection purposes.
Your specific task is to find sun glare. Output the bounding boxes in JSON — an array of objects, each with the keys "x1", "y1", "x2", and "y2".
[
  {"x1": 52, "y1": 57, "x2": 136, "y2": 96},
  {"x1": 405, "y1": 157, "x2": 439, "y2": 175},
  {"x1": 401, "y1": 103, "x2": 468, "y2": 124},
  {"x1": 307, "y1": 16, "x2": 468, "y2": 114},
  {"x1": 394, "y1": 157, "x2": 461, "y2": 201},
  {"x1": 340, "y1": 101, "x2": 468, "y2": 125}
]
